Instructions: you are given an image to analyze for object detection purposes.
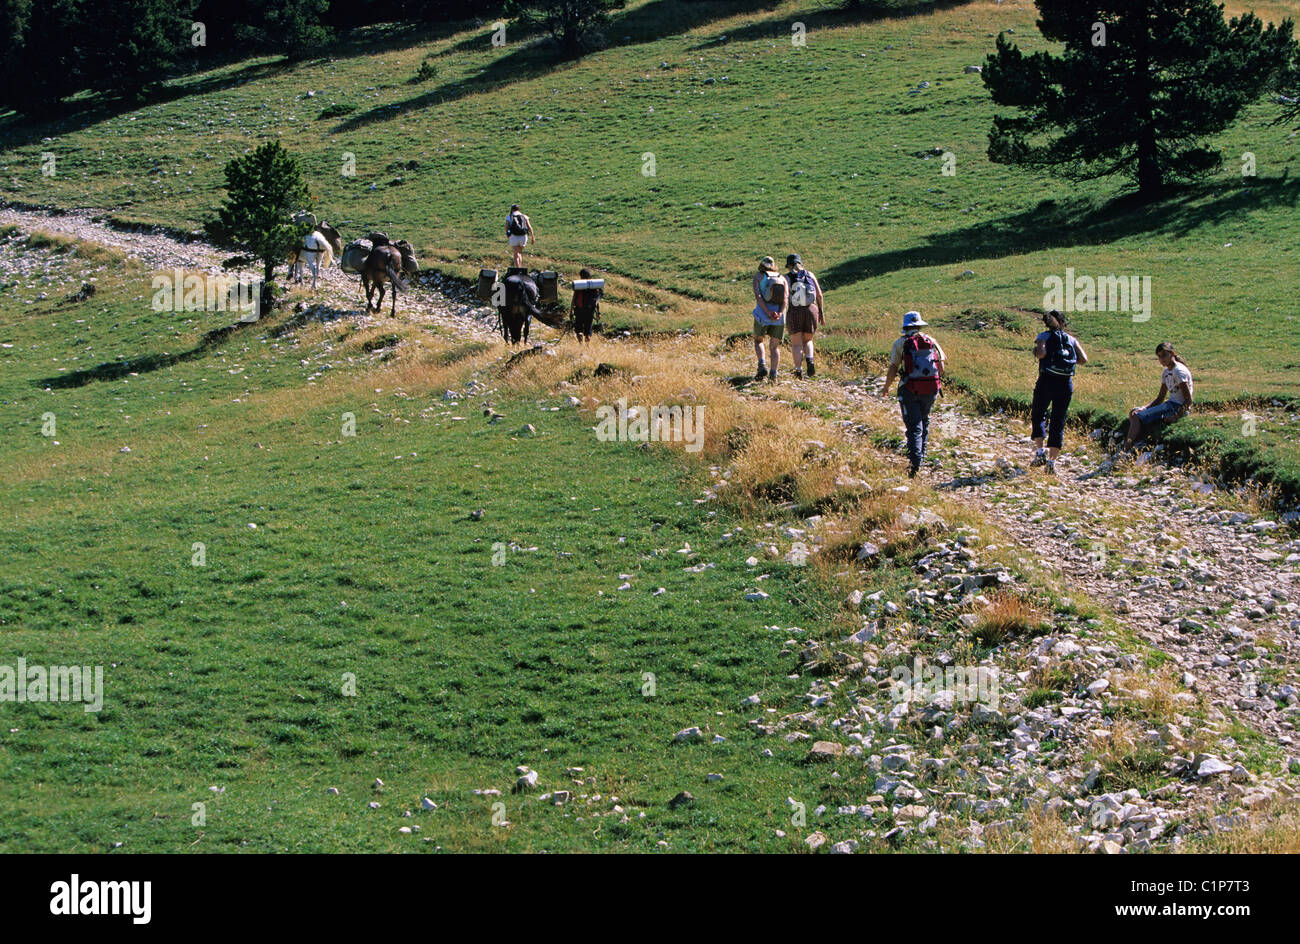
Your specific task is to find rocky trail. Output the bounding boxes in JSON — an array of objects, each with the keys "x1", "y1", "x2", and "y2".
[
  {"x1": 4, "y1": 207, "x2": 1297, "y2": 851},
  {"x1": 0, "y1": 206, "x2": 501, "y2": 342},
  {"x1": 730, "y1": 374, "x2": 1299, "y2": 850}
]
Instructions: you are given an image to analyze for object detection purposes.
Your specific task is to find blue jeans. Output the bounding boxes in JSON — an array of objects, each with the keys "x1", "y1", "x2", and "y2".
[
  {"x1": 1031, "y1": 372, "x2": 1073, "y2": 449},
  {"x1": 1134, "y1": 400, "x2": 1182, "y2": 427},
  {"x1": 898, "y1": 388, "x2": 938, "y2": 468}
]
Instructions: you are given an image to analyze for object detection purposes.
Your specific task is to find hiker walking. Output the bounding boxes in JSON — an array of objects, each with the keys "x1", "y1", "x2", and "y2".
[
  {"x1": 1030, "y1": 309, "x2": 1088, "y2": 474},
  {"x1": 570, "y1": 267, "x2": 602, "y2": 343},
  {"x1": 784, "y1": 253, "x2": 825, "y2": 379},
  {"x1": 505, "y1": 204, "x2": 535, "y2": 268},
  {"x1": 882, "y1": 311, "x2": 946, "y2": 477},
  {"x1": 752, "y1": 256, "x2": 787, "y2": 381},
  {"x1": 1124, "y1": 342, "x2": 1193, "y2": 449}
]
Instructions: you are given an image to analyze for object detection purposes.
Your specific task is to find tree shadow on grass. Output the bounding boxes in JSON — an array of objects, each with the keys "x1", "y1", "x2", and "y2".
[
  {"x1": 818, "y1": 174, "x2": 1300, "y2": 290},
  {"x1": 438, "y1": 0, "x2": 785, "y2": 57},
  {"x1": 35, "y1": 318, "x2": 259, "y2": 390},
  {"x1": 685, "y1": 0, "x2": 980, "y2": 49},
  {"x1": 332, "y1": 35, "x2": 573, "y2": 132},
  {"x1": 33, "y1": 301, "x2": 354, "y2": 390},
  {"x1": 331, "y1": 1, "x2": 802, "y2": 130},
  {"x1": 0, "y1": 58, "x2": 288, "y2": 153},
  {"x1": 0, "y1": 21, "x2": 474, "y2": 153}
]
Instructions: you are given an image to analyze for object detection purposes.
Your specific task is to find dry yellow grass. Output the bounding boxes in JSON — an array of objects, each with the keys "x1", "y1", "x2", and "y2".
[
  {"x1": 1110, "y1": 668, "x2": 1193, "y2": 725},
  {"x1": 978, "y1": 807, "x2": 1081, "y2": 854},
  {"x1": 23, "y1": 227, "x2": 124, "y2": 266},
  {"x1": 1180, "y1": 804, "x2": 1300, "y2": 854},
  {"x1": 970, "y1": 591, "x2": 1048, "y2": 646},
  {"x1": 1090, "y1": 717, "x2": 1146, "y2": 769}
]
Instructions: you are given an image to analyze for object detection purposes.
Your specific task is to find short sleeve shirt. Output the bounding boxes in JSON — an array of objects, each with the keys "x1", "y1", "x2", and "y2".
[{"x1": 1162, "y1": 362, "x2": 1193, "y2": 404}]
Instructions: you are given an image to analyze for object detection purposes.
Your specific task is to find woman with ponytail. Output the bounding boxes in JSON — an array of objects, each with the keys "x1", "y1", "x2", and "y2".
[
  {"x1": 1030, "y1": 309, "x2": 1088, "y2": 474},
  {"x1": 1124, "y1": 342, "x2": 1194, "y2": 448}
]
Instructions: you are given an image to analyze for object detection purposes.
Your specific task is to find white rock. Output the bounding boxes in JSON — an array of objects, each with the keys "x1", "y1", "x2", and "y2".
[{"x1": 1197, "y1": 757, "x2": 1234, "y2": 778}]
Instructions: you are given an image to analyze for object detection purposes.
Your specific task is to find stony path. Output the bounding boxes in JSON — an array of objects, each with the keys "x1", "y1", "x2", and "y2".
[
  {"x1": 732, "y1": 373, "x2": 1299, "y2": 850},
  {"x1": 828, "y1": 378, "x2": 1299, "y2": 740},
  {"x1": 0, "y1": 206, "x2": 501, "y2": 341}
]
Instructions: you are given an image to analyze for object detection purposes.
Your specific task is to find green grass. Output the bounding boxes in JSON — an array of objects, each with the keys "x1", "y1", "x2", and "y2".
[{"x1": 0, "y1": 251, "x2": 882, "y2": 851}]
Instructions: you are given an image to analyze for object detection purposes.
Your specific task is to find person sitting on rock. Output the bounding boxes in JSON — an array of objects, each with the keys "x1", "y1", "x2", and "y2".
[{"x1": 1124, "y1": 341, "x2": 1193, "y2": 450}]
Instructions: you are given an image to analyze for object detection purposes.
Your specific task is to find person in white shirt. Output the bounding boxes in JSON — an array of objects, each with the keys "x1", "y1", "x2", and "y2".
[{"x1": 1125, "y1": 342, "x2": 1194, "y2": 448}]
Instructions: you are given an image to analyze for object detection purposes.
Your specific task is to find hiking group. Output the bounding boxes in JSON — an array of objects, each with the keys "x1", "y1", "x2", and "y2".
[
  {"x1": 500, "y1": 205, "x2": 601, "y2": 344},
  {"x1": 751, "y1": 254, "x2": 825, "y2": 381},
  {"x1": 496, "y1": 215, "x2": 1196, "y2": 478},
  {"x1": 746, "y1": 253, "x2": 1193, "y2": 479}
]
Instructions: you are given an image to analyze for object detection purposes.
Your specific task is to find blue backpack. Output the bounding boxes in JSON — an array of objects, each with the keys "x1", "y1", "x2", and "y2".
[{"x1": 1043, "y1": 330, "x2": 1078, "y2": 376}]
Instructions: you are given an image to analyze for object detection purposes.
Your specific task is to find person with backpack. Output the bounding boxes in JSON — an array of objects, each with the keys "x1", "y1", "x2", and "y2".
[
  {"x1": 1123, "y1": 342, "x2": 1194, "y2": 449},
  {"x1": 751, "y1": 256, "x2": 788, "y2": 381},
  {"x1": 505, "y1": 204, "x2": 535, "y2": 268},
  {"x1": 1030, "y1": 309, "x2": 1088, "y2": 474},
  {"x1": 784, "y1": 254, "x2": 825, "y2": 379},
  {"x1": 570, "y1": 267, "x2": 601, "y2": 343},
  {"x1": 882, "y1": 311, "x2": 946, "y2": 477}
]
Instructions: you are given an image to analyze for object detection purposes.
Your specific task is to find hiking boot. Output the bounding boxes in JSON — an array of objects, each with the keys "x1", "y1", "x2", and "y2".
[
  {"x1": 793, "y1": 368, "x2": 803, "y2": 380},
  {"x1": 754, "y1": 364, "x2": 767, "y2": 381},
  {"x1": 768, "y1": 369, "x2": 778, "y2": 382},
  {"x1": 805, "y1": 360, "x2": 815, "y2": 378},
  {"x1": 908, "y1": 462, "x2": 920, "y2": 478},
  {"x1": 1030, "y1": 451, "x2": 1047, "y2": 468},
  {"x1": 1045, "y1": 459, "x2": 1056, "y2": 475}
]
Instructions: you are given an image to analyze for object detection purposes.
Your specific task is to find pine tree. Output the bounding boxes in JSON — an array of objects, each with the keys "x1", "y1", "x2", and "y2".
[
  {"x1": 0, "y1": 0, "x2": 87, "y2": 113},
  {"x1": 206, "y1": 142, "x2": 313, "y2": 309},
  {"x1": 240, "y1": 0, "x2": 333, "y2": 59},
  {"x1": 90, "y1": 0, "x2": 197, "y2": 97},
  {"x1": 504, "y1": 0, "x2": 626, "y2": 56},
  {"x1": 983, "y1": 0, "x2": 1297, "y2": 198}
]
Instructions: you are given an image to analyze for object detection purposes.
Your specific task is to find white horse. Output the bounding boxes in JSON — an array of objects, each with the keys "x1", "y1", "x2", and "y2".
[{"x1": 289, "y1": 220, "x2": 343, "y2": 290}]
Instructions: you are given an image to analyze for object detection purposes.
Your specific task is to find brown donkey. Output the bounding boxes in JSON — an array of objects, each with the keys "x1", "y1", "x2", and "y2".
[{"x1": 360, "y1": 245, "x2": 409, "y2": 317}]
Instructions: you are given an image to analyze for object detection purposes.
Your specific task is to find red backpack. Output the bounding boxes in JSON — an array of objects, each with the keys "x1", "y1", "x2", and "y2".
[{"x1": 902, "y1": 333, "x2": 941, "y2": 395}]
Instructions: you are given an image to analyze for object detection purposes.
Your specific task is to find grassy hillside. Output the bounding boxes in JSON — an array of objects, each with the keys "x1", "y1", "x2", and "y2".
[
  {"x1": 2, "y1": 220, "x2": 1296, "y2": 852},
  {"x1": 0, "y1": 235, "x2": 863, "y2": 852},
  {"x1": 4, "y1": 1, "x2": 1296, "y2": 499}
]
